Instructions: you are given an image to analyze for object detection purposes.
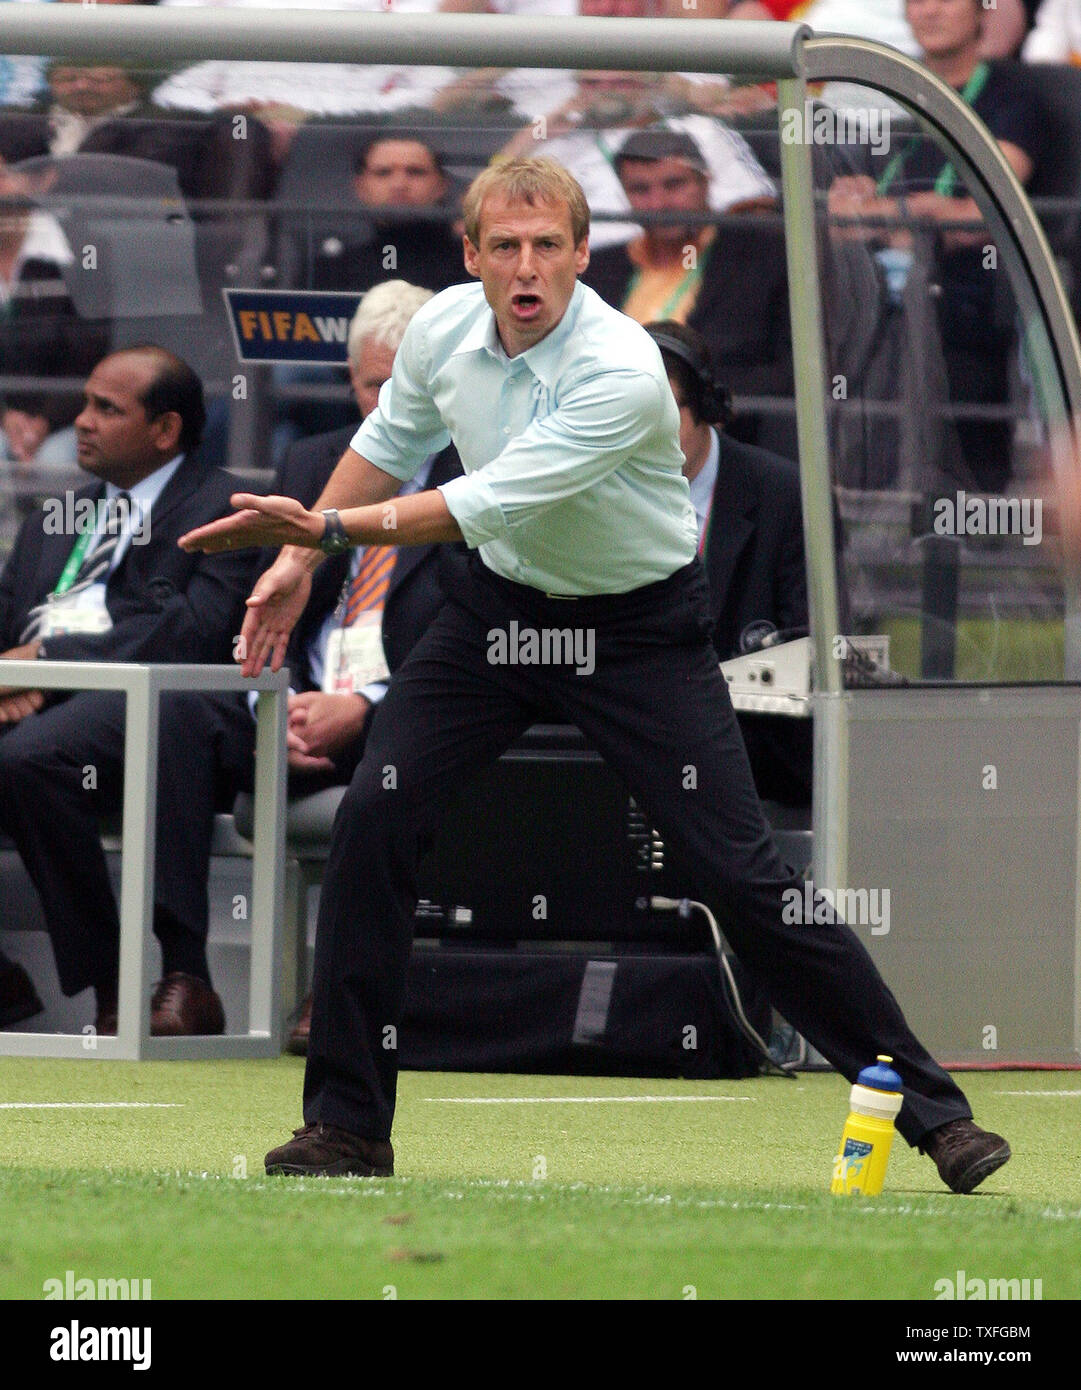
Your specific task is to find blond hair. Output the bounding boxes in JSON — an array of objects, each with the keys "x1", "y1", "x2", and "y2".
[{"x1": 462, "y1": 157, "x2": 590, "y2": 248}]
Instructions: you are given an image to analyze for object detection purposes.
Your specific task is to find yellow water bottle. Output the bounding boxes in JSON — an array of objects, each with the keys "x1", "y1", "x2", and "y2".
[{"x1": 830, "y1": 1054, "x2": 904, "y2": 1196}]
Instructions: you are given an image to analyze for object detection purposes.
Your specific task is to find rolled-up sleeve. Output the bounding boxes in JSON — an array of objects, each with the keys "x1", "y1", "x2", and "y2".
[
  {"x1": 350, "y1": 316, "x2": 451, "y2": 481},
  {"x1": 438, "y1": 368, "x2": 667, "y2": 549}
]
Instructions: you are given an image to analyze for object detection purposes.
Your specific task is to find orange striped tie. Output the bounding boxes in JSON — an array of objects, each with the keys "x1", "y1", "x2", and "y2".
[{"x1": 344, "y1": 546, "x2": 395, "y2": 626}]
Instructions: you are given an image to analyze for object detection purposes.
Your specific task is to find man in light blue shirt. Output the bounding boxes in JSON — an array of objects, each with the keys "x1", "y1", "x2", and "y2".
[{"x1": 182, "y1": 157, "x2": 1009, "y2": 1196}]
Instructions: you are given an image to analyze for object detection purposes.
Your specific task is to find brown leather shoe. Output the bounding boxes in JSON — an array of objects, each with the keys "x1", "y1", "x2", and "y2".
[
  {"x1": 265, "y1": 1123, "x2": 394, "y2": 1177},
  {"x1": 286, "y1": 993, "x2": 312, "y2": 1056},
  {"x1": 150, "y1": 973, "x2": 225, "y2": 1036},
  {"x1": 0, "y1": 956, "x2": 43, "y2": 1028},
  {"x1": 920, "y1": 1118, "x2": 1011, "y2": 1194}
]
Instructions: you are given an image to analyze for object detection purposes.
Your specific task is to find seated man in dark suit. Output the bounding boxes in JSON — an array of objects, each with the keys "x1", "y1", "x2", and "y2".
[
  {"x1": 253, "y1": 278, "x2": 463, "y2": 1052},
  {"x1": 0, "y1": 346, "x2": 256, "y2": 1035},
  {"x1": 0, "y1": 59, "x2": 274, "y2": 202},
  {"x1": 644, "y1": 320, "x2": 813, "y2": 807},
  {"x1": 584, "y1": 128, "x2": 795, "y2": 457},
  {"x1": 311, "y1": 134, "x2": 465, "y2": 296}
]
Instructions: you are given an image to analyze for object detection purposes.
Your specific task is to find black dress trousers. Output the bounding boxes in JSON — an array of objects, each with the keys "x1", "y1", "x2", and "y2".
[
  {"x1": 0, "y1": 690, "x2": 251, "y2": 993},
  {"x1": 303, "y1": 553, "x2": 971, "y2": 1147}
]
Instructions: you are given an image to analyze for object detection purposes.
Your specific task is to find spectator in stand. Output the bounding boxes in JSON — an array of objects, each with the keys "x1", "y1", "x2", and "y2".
[
  {"x1": 152, "y1": 0, "x2": 458, "y2": 143},
  {"x1": 0, "y1": 1, "x2": 162, "y2": 112},
  {"x1": 0, "y1": 158, "x2": 110, "y2": 426},
  {"x1": 499, "y1": 71, "x2": 775, "y2": 250},
  {"x1": 312, "y1": 134, "x2": 465, "y2": 294},
  {"x1": 0, "y1": 59, "x2": 274, "y2": 202},
  {"x1": 826, "y1": 0, "x2": 1045, "y2": 491},
  {"x1": 436, "y1": 0, "x2": 756, "y2": 127},
  {"x1": 584, "y1": 129, "x2": 793, "y2": 452},
  {"x1": 1022, "y1": 0, "x2": 1081, "y2": 60},
  {"x1": 734, "y1": 0, "x2": 1030, "y2": 60}
]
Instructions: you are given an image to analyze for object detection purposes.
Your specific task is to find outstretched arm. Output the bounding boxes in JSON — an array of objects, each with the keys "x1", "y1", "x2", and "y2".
[{"x1": 178, "y1": 449, "x2": 462, "y2": 675}]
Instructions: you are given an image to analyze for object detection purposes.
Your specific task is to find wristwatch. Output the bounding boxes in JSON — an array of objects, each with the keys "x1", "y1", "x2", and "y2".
[{"x1": 319, "y1": 508, "x2": 351, "y2": 556}]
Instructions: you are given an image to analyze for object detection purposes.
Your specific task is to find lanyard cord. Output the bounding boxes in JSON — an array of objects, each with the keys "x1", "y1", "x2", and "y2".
[
  {"x1": 876, "y1": 62, "x2": 991, "y2": 199},
  {"x1": 625, "y1": 234, "x2": 713, "y2": 322}
]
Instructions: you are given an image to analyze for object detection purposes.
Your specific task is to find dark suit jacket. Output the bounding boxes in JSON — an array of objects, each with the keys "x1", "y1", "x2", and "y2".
[
  {"x1": 0, "y1": 103, "x2": 275, "y2": 201},
  {"x1": 312, "y1": 219, "x2": 465, "y2": 296},
  {"x1": 583, "y1": 217, "x2": 794, "y2": 454},
  {"x1": 0, "y1": 452, "x2": 256, "y2": 665},
  {"x1": 701, "y1": 431, "x2": 811, "y2": 807},
  {"x1": 273, "y1": 425, "x2": 464, "y2": 689},
  {"x1": 703, "y1": 432, "x2": 807, "y2": 663}
]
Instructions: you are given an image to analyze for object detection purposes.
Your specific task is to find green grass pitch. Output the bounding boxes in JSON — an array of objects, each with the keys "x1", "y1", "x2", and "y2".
[{"x1": 1, "y1": 1059, "x2": 1078, "y2": 1301}]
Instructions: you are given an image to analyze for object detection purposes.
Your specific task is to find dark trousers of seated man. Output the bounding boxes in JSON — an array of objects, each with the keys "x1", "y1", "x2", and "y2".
[
  {"x1": 303, "y1": 551, "x2": 972, "y2": 1148},
  {"x1": 0, "y1": 690, "x2": 250, "y2": 999}
]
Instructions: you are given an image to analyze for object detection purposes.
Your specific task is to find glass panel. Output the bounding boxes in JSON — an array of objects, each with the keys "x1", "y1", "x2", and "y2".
[
  {"x1": 795, "y1": 77, "x2": 1073, "y2": 685},
  {"x1": 8, "y1": 45, "x2": 1072, "y2": 692},
  {"x1": 0, "y1": 51, "x2": 800, "y2": 565}
]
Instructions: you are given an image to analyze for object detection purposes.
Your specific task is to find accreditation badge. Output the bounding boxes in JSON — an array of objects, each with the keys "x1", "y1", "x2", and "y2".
[
  {"x1": 322, "y1": 613, "x2": 390, "y2": 694},
  {"x1": 39, "y1": 584, "x2": 113, "y2": 637}
]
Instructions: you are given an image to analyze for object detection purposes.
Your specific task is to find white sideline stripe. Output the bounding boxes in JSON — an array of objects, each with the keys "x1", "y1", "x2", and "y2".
[
  {"x1": 997, "y1": 1089, "x2": 1081, "y2": 1097},
  {"x1": 424, "y1": 1096, "x2": 752, "y2": 1104},
  {"x1": 0, "y1": 1102, "x2": 183, "y2": 1109}
]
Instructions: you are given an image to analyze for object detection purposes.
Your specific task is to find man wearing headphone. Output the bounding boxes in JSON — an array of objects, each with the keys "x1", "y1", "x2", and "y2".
[{"x1": 645, "y1": 319, "x2": 819, "y2": 807}]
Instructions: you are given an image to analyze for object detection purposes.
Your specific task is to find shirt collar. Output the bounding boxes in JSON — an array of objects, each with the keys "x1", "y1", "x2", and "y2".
[
  {"x1": 687, "y1": 426, "x2": 720, "y2": 533},
  {"x1": 105, "y1": 454, "x2": 184, "y2": 514},
  {"x1": 452, "y1": 280, "x2": 585, "y2": 390}
]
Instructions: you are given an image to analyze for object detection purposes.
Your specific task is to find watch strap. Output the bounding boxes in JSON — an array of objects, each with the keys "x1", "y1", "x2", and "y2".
[{"x1": 319, "y1": 508, "x2": 350, "y2": 555}]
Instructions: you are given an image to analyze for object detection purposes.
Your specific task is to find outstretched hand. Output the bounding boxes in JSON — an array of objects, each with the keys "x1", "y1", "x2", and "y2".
[
  {"x1": 178, "y1": 493, "x2": 324, "y2": 555},
  {"x1": 235, "y1": 550, "x2": 316, "y2": 677}
]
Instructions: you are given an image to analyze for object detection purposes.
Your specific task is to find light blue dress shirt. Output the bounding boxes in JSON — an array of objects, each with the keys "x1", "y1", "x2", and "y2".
[
  {"x1": 686, "y1": 427, "x2": 720, "y2": 539},
  {"x1": 350, "y1": 280, "x2": 697, "y2": 596},
  {"x1": 100, "y1": 455, "x2": 184, "y2": 572}
]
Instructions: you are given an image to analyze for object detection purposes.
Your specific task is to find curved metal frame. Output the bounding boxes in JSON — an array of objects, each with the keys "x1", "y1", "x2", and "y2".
[
  {"x1": 791, "y1": 39, "x2": 1081, "y2": 886},
  {"x1": 2, "y1": 10, "x2": 1080, "y2": 899}
]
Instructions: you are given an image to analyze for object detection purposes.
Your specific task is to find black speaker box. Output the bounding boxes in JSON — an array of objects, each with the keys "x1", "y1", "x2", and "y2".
[{"x1": 399, "y1": 948, "x2": 768, "y2": 1080}]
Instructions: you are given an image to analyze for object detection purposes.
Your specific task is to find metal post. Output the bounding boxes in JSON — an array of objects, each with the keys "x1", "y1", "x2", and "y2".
[{"x1": 777, "y1": 74, "x2": 848, "y2": 889}]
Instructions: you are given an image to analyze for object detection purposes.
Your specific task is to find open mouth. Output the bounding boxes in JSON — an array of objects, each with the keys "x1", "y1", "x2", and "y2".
[{"x1": 511, "y1": 293, "x2": 542, "y2": 318}]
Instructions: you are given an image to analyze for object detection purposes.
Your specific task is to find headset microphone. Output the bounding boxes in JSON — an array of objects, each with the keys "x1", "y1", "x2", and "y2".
[{"x1": 644, "y1": 326, "x2": 733, "y2": 428}]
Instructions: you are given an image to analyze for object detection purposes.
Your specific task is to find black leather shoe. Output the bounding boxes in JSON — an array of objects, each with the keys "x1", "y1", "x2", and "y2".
[
  {"x1": 920, "y1": 1118, "x2": 1011, "y2": 1193},
  {"x1": 150, "y1": 973, "x2": 225, "y2": 1036},
  {"x1": 0, "y1": 957, "x2": 43, "y2": 1028},
  {"x1": 265, "y1": 1123, "x2": 394, "y2": 1177}
]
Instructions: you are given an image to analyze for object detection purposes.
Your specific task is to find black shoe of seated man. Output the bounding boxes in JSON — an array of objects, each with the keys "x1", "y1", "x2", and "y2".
[
  {"x1": 0, "y1": 956, "x2": 44, "y2": 1027},
  {"x1": 920, "y1": 1118, "x2": 1011, "y2": 1194},
  {"x1": 265, "y1": 1123, "x2": 394, "y2": 1177}
]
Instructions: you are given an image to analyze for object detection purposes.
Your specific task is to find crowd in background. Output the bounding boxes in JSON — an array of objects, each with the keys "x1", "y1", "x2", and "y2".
[
  {"x1": 0, "y1": 0, "x2": 1077, "y2": 1033},
  {"x1": 0, "y1": 0, "x2": 1076, "y2": 559}
]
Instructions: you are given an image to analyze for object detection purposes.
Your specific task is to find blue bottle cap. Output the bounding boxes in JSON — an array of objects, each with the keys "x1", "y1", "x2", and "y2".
[{"x1": 858, "y1": 1055, "x2": 903, "y2": 1091}]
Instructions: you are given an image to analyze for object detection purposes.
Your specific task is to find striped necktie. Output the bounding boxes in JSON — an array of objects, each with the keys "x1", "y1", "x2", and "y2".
[
  {"x1": 71, "y1": 491, "x2": 132, "y2": 591},
  {"x1": 20, "y1": 491, "x2": 131, "y2": 643},
  {"x1": 343, "y1": 545, "x2": 395, "y2": 627}
]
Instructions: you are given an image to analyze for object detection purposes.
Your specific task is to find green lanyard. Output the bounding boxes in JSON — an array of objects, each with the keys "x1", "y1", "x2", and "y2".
[
  {"x1": 626, "y1": 236, "x2": 712, "y2": 320},
  {"x1": 876, "y1": 62, "x2": 991, "y2": 199},
  {"x1": 52, "y1": 526, "x2": 97, "y2": 598}
]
